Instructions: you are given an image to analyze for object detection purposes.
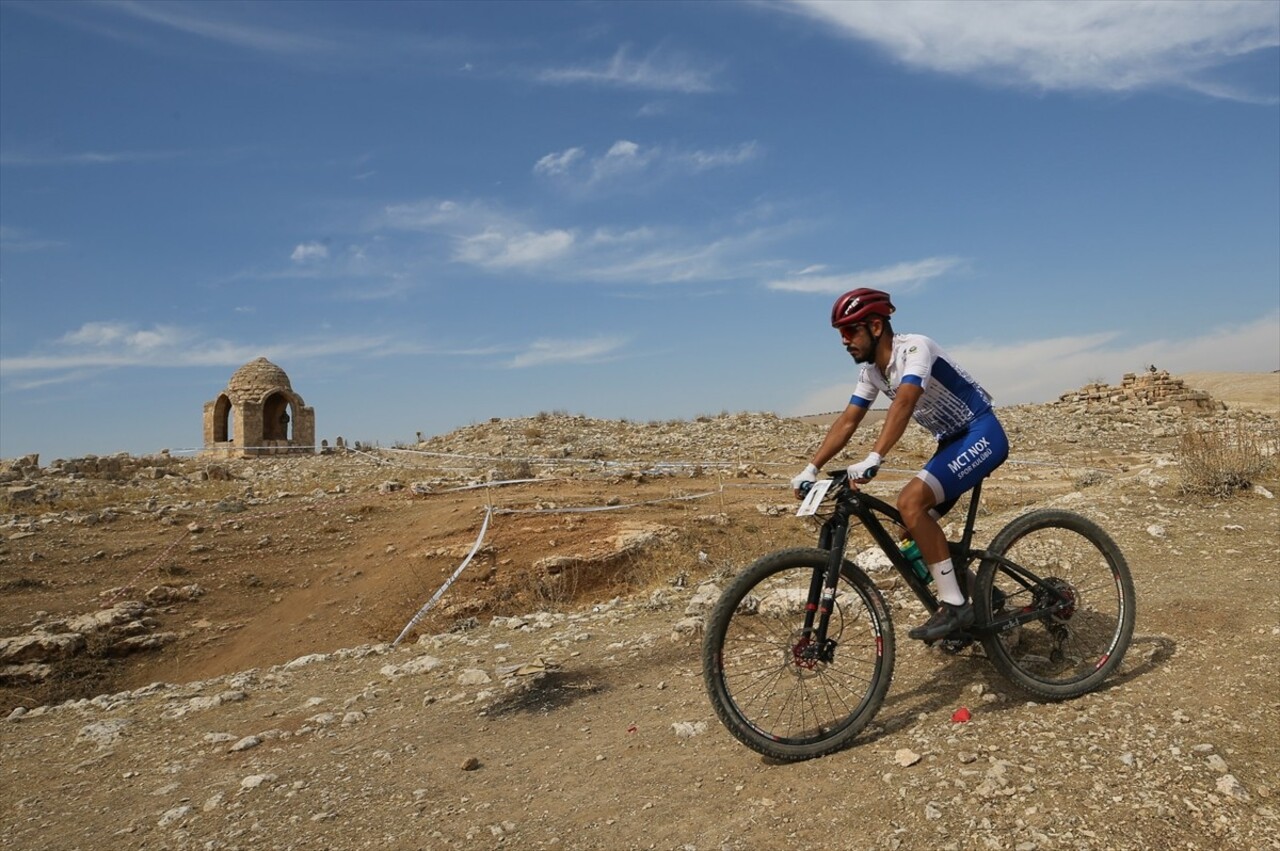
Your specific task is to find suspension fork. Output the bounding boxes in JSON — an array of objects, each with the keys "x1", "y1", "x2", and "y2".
[{"x1": 803, "y1": 508, "x2": 851, "y2": 647}]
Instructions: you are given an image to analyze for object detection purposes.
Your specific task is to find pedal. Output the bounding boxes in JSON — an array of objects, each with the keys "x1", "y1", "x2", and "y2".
[{"x1": 937, "y1": 635, "x2": 973, "y2": 655}]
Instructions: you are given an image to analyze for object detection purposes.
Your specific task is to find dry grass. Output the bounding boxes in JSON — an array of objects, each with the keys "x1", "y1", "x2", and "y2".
[{"x1": 1177, "y1": 420, "x2": 1279, "y2": 497}]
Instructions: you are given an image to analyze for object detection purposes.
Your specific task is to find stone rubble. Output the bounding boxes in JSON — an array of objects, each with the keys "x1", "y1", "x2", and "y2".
[{"x1": 1056, "y1": 369, "x2": 1224, "y2": 413}]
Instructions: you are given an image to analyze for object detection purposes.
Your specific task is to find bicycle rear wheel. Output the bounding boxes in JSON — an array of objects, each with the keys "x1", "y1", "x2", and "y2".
[
  {"x1": 975, "y1": 509, "x2": 1135, "y2": 700},
  {"x1": 702, "y1": 547, "x2": 894, "y2": 761}
]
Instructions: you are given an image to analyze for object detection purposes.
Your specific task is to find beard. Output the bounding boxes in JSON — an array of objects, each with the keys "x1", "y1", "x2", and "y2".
[{"x1": 847, "y1": 346, "x2": 873, "y2": 364}]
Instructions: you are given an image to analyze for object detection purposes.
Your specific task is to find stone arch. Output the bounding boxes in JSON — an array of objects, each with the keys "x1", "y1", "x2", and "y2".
[
  {"x1": 262, "y1": 391, "x2": 292, "y2": 441},
  {"x1": 203, "y1": 358, "x2": 315, "y2": 458},
  {"x1": 212, "y1": 393, "x2": 233, "y2": 443}
]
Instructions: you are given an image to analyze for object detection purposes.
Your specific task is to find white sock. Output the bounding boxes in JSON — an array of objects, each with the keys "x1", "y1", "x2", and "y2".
[{"x1": 929, "y1": 559, "x2": 966, "y2": 606}]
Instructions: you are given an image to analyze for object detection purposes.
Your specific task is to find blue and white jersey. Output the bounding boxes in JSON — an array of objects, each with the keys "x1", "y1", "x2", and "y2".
[{"x1": 850, "y1": 334, "x2": 993, "y2": 441}]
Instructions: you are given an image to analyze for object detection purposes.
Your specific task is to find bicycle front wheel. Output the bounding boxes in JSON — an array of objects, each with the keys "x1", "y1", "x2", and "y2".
[
  {"x1": 975, "y1": 509, "x2": 1136, "y2": 700},
  {"x1": 702, "y1": 547, "x2": 894, "y2": 761}
]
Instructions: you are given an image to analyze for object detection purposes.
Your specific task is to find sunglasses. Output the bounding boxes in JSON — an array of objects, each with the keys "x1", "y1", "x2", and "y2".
[{"x1": 838, "y1": 323, "x2": 868, "y2": 342}]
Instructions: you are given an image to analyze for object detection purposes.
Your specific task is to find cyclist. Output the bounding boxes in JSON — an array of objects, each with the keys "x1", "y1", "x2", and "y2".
[{"x1": 791, "y1": 287, "x2": 1009, "y2": 641}]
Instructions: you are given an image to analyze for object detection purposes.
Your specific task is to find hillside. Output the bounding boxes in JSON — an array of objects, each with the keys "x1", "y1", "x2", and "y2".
[{"x1": 1, "y1": 373, "x2": 1278, "y2": 850}]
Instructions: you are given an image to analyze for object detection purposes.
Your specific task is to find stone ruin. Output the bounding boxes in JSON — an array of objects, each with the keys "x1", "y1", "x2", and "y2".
[
  {"x1": 203, "y1": 357, "x2": 315, "y2": 458},
  {"x1": 1056, "y1": 369, "x2": 1224, "y2": 413}
]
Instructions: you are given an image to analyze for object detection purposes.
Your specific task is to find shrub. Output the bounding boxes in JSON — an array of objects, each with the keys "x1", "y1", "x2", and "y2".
[{"x1": 1177, "y1": 420, "x2": 1277, "y2": 497}]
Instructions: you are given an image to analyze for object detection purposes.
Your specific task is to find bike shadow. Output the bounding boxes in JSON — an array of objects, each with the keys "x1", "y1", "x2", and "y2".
[
  {"x1": 1099, "y1": 633, "x2": 1177, "y2": 689},
  {"x1": 757, "y1": 633, "x2": 1179, "y2": 764}
]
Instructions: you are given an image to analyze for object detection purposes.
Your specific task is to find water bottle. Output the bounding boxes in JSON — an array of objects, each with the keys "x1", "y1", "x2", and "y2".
[{"x1": 899, "y1": 538, "x2": 930, "y2": 583}]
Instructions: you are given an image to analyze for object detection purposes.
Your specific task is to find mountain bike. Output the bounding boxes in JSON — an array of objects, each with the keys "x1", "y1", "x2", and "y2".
[{"x1": 701, "y1": 470, "x2": 1136, "y2": 761}]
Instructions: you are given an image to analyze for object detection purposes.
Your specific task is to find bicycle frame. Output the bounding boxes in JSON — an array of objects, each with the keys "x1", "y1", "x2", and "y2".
[
  {"x1": 801, "y1": 476, "x2": 989, "y2": 651},
  {"x1": 801, "y1": 475, "x2": 1078, "y2": 649}
]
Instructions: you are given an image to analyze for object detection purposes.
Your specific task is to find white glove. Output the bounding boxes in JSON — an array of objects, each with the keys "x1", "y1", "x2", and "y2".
[
  {"x1": 790, "y1": 463, "x2": 819, "y2": 491},
  {"x1": 847, "y1": 452, "x2": 882, "y2": 482}
]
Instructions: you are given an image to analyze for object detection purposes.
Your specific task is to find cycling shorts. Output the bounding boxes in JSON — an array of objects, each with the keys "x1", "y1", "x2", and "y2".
[{"x1": 917, "y1": 410, "x2": 1009, "y2": 518}]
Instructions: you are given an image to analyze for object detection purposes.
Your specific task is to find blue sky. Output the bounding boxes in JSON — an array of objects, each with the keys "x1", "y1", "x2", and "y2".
[{"x1": 2, "y1": 0, "x2": 1278, "y2": 461}]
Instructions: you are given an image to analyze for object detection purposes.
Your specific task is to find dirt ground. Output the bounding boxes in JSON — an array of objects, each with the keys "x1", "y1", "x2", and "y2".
[{"x1": 1, "y1": 372, "x2": 1278, "y2": 850}]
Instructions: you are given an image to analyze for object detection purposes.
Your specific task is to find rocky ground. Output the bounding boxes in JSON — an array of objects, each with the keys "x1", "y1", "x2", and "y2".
[{"x1": 1, "y1": 373, "x2": 1278, "y2": 850}]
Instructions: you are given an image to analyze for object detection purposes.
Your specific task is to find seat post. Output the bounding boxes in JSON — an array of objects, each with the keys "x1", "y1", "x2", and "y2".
[{"x1": 959, "y1": 479, "x2": 983, "y2": 552}]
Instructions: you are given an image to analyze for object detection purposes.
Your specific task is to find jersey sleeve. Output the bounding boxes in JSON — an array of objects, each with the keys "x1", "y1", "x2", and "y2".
[
  {"x1": 849, "y1": 366, "x2": 879, "y2": 408},
  {"x1": 900, "y1": 338, "x2": 939, "y2": 390}
]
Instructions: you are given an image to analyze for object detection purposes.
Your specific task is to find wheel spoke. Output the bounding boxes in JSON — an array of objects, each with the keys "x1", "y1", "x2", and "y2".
[
  {"x1": 978, "y1": 511, "x2": 1135, "y2": 699},
  {"x1": 703, "y1": 549, "x2": 894, "y2": 759}
]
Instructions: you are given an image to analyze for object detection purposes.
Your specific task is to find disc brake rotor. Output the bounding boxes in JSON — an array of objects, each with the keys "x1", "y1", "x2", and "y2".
[{"x1": 788, "y1": 630, "x2": 837, "y2": 674}]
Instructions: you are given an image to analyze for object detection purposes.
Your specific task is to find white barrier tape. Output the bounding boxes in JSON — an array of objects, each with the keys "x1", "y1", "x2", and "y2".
[
  {"x1": 105, "y1": 529, "x2": 194, "y2": 603},
  {"x1": 392, "y1": 505, "x2": 494, "y2": 647},
  {"x1": 383, "y1": 446, "x2": 626, "y2": 468},
  {"x1": 380, "y1": 445, "x2": 783, "y2": 470},
  {"x1": 135, "y1": 443, "x2": 1117, "y2": 481},
  {"x1": 1005, "y1": 457, "x2": 1106, "y2": 470},
  {"x1": 493, "y1": 489, "x2": 721, "y2": 516},
  {"x1": 163, "y1": 445, "x2": 322, "y2": 454},
  {"x1": 382, "y1": 447, "x2": 1115, "y2": 477},
  {"x1": 438, "y1": 478, "x2": 546, "y2": 493},
  {"x1": 345, "y1": 447, "x2": 399, "y2": 466}
]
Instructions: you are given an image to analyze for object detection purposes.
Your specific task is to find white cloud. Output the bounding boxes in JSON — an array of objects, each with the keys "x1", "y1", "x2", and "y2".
[
  {"x1": 290, "y1": 241, "x2": 329, "y2": 263},
  {"x1": 0, "y1": 225, "x2": 64, "y2": 252},
  {"x1": 786, "y1": 0, "x2": 1280, "y2": 100},
  {"x1": 587, "y1": 226, "x2": 657, "y2": 246},
  {"x1": 953, "y1": 314, "x2": 1280, "y2": 403},
  {"x1": 591, "y1": 140, "x2": 657, "y2": 182},
  {"x1": 455, "y1": 228, "x2": 576, "y2": 270},
  {"x1": 536, "y1": 44, "x2": 721, "y2": 93},
  {"x1": 8, "y1": 369, "x2": 101, "y2": 392},
  {"x1": 573, "y1": 234, "x2": 740, "y2": 284},
  {"x1": 382, "y1": 198, "x2": 580, "y2": 271},
  {"x1": 787, "y1": 312, "x2": 1280, "y2": 414},
  {"x1": 767, "y1": 257, "x2": 965, "y2": 294},
  {"x1": 534, "y1": 140, "x2": 761, "y2": 191},
  {"x1": 533, "y1": 147, "x2": 585, "y2": 176},
  {"x1": 0, "y1": 321, "x2": 396, "y2": 376},
  {"x1": 0, "y1": 148, "x2": 186, "y2": 166},
  {"x1": 682, "y1": 141, "x2": 761, "y2": 172},
  {"x1": 59, "y1": 321, "x2": 140, "y2": 347},
  {"x1": 509, "y1": 336, "x2": 627, "y2": 368},
  {"x1": 378, "y1": 194, "x2": 788, "y2": 284},
  {"x1": 381, "y1": 198, "x2": 495, "y2": 232},
  {"x1": 106, "y1": 0, "x2": 335, "y2": 56}
]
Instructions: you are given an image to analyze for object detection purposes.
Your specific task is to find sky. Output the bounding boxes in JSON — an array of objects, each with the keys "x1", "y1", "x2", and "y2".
[{"x1": 1, "y1": 0, "x2": 1278, "y2": 461}]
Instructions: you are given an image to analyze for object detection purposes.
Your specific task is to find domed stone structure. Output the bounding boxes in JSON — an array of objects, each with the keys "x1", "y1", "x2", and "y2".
[
  {"x1": 227, "y1": 358, "x2": 293, "y2": 397},
  {"x1": 203, "y1": 357, "x2": 315, "y2": 458}
]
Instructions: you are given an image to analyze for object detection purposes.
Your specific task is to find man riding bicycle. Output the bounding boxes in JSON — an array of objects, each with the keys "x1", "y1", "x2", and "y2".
[{"x1": 791, "y1": 288, "x2": 1009, "y2": 641}]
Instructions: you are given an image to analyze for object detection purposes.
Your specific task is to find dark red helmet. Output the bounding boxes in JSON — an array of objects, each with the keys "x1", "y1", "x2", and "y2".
[{"x1": 830, "y1": 288, "x2": 895, "y2": 328}]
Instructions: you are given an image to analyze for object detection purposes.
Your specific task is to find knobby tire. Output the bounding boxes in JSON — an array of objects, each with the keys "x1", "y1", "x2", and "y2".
[
  {"x1": 974, "y1": 509, "x2": 1136, "y2": 700},
  {"x1": 701, "y1": 548, "x2": 895, "y2": 761}
]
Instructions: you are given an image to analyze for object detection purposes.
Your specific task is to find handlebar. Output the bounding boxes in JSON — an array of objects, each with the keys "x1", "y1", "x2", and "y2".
[{"x1": 798, "y1": 469, "x2": 852, "y2": 497}]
